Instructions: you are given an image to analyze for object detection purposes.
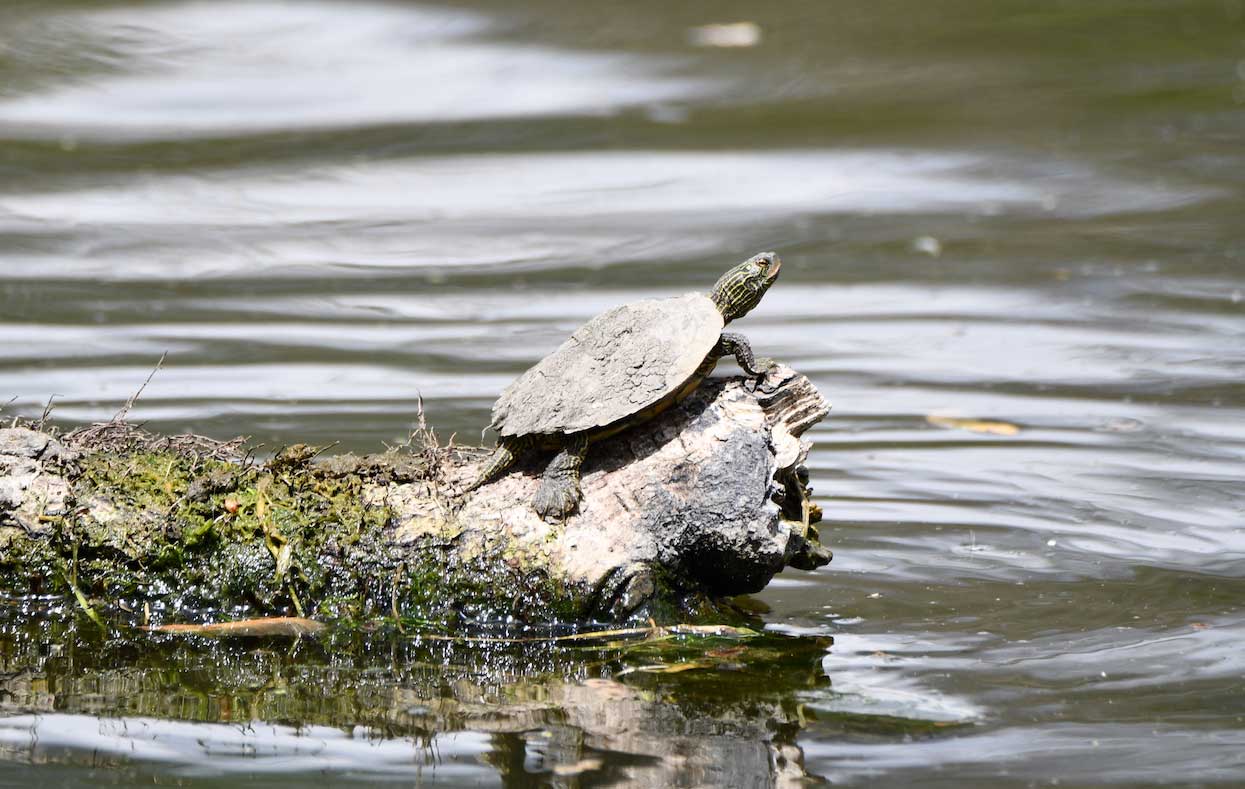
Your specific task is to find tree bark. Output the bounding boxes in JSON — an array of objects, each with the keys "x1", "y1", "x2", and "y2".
[{"x1": 0, "y1": 365, "x2": 831, "y2": 623}]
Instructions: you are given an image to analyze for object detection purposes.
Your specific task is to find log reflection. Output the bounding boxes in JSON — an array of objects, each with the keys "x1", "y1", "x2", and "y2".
[{"x1": 1, "y1": 614, "x2": 834, "y2": 786}]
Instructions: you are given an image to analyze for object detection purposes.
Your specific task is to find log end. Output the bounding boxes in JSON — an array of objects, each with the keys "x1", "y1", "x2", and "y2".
[{"x1": 449, "y1": 365, "x2": 832, "y2": 619}]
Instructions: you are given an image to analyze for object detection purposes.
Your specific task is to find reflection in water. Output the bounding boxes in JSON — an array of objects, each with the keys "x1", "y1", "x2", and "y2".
[{"x1": 0, "y1": 612, "x2": 961, "y2": 785}]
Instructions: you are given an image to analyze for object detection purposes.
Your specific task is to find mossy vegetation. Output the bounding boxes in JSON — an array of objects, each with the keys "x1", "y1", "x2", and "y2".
[{"x1": 0, "y1": 425, "x2": 611, "y2": 625}]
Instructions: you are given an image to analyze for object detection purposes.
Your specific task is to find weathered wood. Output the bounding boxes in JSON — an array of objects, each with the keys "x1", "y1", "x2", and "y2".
[{"x1": 0, "y1": 365, "x2": 831, "y2": 623}]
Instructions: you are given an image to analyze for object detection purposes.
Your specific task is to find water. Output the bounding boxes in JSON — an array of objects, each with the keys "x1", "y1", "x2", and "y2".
[{"x1": 2, "y1": 0, "x2": 1244, "y2": 785}]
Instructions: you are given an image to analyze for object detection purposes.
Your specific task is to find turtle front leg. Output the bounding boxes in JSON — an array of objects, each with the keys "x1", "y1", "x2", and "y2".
[
  {"x1": 716, "y1": 332, "x2": 773, "y2": 377},
  {"x1": 533, "y1": 434, "x2": 590, "y2": 521}
]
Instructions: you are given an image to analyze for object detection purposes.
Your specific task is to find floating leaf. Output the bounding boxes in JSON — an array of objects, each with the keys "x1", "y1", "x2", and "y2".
[{"x1": 926, "y1": 414, "x2": 1021, "y2": 436}]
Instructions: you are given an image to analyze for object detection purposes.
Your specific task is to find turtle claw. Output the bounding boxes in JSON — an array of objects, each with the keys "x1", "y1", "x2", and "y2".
[
  {"x1": 533, "y1": 476, "x2": 581, "y2": 521},
  {"x1": 749, "y1": 356, "x2": 776, "y2": 377},
  {"x1": 744, "y1": 358, "x2": 776, "y2": 392}
]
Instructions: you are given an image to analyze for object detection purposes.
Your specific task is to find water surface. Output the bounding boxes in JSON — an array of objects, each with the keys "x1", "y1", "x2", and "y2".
[{"x1": 2, "y1": 0, "x2": 1244, "y2": 785}]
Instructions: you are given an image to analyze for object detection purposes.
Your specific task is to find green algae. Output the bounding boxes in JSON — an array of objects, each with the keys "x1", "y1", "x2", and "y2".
[
  {"x1": 4, "y1": 442, "x2": 402, "y2": 616},
  {"x1": 0, "y1": 434, "x2": 601, "y2": 625}
]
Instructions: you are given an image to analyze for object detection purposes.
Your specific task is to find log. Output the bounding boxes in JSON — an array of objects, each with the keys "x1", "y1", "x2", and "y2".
[{"x1": 0, "y1": 365, "x2": 831, "y2": 623}]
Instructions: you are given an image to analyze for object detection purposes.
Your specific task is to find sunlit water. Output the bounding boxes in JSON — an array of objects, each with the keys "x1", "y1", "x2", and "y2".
[{"x1": 2, "y1": 0, "x2": 1244, "y2": 785}]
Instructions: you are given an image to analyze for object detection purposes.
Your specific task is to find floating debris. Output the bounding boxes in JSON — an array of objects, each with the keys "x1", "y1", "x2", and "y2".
[
  {"x1": 552, "y1": 758, "x2": 605, "y2": 777},
  {"x1": 150, "y1": 616, "x2": 325, "y2": 637},
  {"x1": 688, "y1": 22, "x2": 762, "y2": 48},
  {"x1": 911, "y1": 235, "x2": 942, "y2": 257},
  {"x1": 419, "y1": 623, "x2": 757, "y2": 645},
  {"x1": 1097, "y1": 417, "x2": 1144, "y2": 433},
  {"x1": 926, "y1": 414, "x2": 1021, "y2": 436},
  {"x1": 615, "y1": 661, "x2": 711, "y2": 676}
]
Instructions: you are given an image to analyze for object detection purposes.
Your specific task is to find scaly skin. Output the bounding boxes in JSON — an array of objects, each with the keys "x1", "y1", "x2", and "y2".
[
  {"x1": 532, "y1": 433, "x2": 590, "y2": 519},
  {"x1": 462, "y1": 436, "x2": 529, "y2": 494},
  {"x1": 715, "y1": 332, "x2": 772, "y2": 378}
]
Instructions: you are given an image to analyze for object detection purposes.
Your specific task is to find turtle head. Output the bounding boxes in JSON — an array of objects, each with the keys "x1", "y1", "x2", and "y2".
[{"x1": 709, "y1": 251, "x2": 782, "y2": 322}]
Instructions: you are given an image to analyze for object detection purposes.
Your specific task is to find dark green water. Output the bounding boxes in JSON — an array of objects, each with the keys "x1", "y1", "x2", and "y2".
[{"x1": 2, "y1": 0, "x2": 1244, "y2": 785}]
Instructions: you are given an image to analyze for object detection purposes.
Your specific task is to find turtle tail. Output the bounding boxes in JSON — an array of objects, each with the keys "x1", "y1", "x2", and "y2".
[{"x1": 463, "y1": 437, "x2": 528, "y2": 494}]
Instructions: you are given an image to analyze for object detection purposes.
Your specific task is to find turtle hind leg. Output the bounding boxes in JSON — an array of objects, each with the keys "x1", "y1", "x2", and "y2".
[
  {"x1": 463, "y1": 436, "x2": 527, "y2": 494},
  {"x1": 533, "y1": 434, "x2": 590, "y2": 521}
]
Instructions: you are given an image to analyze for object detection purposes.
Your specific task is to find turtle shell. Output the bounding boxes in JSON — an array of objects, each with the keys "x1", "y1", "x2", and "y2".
[{"x1": 491, "y1": 293, "x2": 724, "y2": 437}]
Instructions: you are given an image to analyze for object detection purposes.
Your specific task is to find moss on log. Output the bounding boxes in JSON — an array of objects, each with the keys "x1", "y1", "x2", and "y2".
[{"x1": 0, "y1": 366, "x2": 831, "y2": 623}]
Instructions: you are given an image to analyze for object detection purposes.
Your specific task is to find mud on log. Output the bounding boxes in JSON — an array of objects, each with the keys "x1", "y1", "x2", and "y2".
[{"x1": 0, "y1": 366, "x2": 831, "y2": 622}]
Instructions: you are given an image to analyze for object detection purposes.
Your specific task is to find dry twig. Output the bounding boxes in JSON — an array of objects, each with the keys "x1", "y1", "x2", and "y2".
[{"x1": 114, "y1": 352, "x2": 166, "y2": 422}]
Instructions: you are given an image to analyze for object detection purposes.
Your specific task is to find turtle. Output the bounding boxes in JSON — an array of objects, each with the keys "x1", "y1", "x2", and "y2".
[{"x1": 465, "y1": 251, "x2": 783, "y2": 519}]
